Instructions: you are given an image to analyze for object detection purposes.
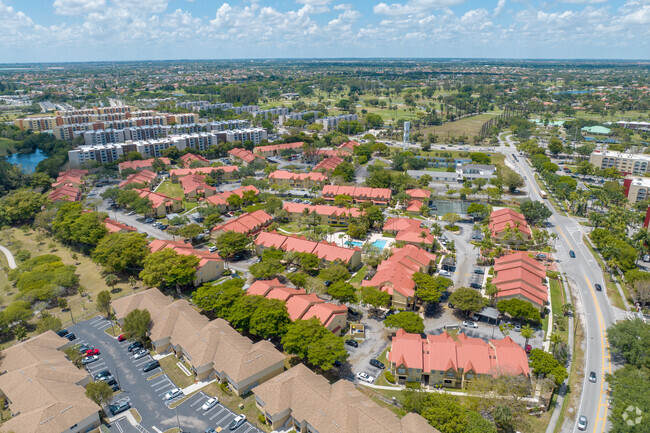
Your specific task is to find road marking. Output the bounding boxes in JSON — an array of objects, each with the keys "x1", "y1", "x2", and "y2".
[
  {"x1": 114, "y1": 420, "x2": 124, "y2": 433},
  {"x1": 203, "y1": 403, "x2": 222, "y2": 416},
  {"x1": 150, "y1": 378, "x2": 167, "y2": 387},
  {"x1": 190, "y1": 394, "x2": 206, "y2": 407},
  {"x1": 216, "y1": 413, "x2": 234, "y2": 425},
  {"x1": 243, "y1": 427, "x2": 254, "y2": 433},
  {"x1": 156, "y1": 383, "x2": 174, "y2": 392},
  {"x1": 209, "y1": 407, "x2": 226, "y2": 420},
  {"x1": 145, "y1": 368, "x2": 162, "y2": 377}
]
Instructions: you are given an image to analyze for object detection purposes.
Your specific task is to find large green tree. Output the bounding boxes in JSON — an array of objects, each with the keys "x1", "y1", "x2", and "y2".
[
  {"x1": 413, "y1": 273, "x2": 453, "y2": 304},
  {"x1": 215, "y1": 231, "x2": 250, "y2": 266},
  {"x1": 607, "y1": 319, "x2": 650, "y2": 368},
  {"x1": 281, "y1": 318, "x2": 346, "y2": 370},
  {"x1": 192, "y1": 279, "x2": 245, "y2": 317},
  {"x1": 384, "y1": 311, "x2": 424, "y2": 333},
  {"x1": 528, "y1": 349, "x2": 567, "y2": 386},
  {"x1": 607, "y1": 365, "x2": 650, "y2": 433},
  {"x1": 92, "y1": 232, "x2": 150, "y2": 274},
  {"x1": 96, "y1": 290, "x2": 112, "y2": 317},
  {"x1": 122, "y1": 308, "x2": 152, "y2": 343},
  {"x1": 85, "y1": 381, "x2": 114, "y2": 407},
  {"x1": 0, "y1": 189, "x2": 48, "y2": 226},
  {"x1": 140, "y1": 249, "x2": 199, "y2": 292},
  {"x1": 520, "y1": 200, "x2": 552, "y2": 226},
  {"x1": 448, "y1": 287, "x2": 487, "y2": 314}
]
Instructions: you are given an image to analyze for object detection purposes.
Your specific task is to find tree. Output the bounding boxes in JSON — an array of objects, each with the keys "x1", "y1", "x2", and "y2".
[
  {"x1": 307, "y1": 331, "x2": 348, "y2": 371},
  {"x1": 496, "y1": 298, "x2": 541, "y2": 323},
  {"x1": 327, "y1": 281, "x2": 357, "y2": 304},
  {"x1": 177, "y1": 223, "x2": 204, "y2": 241},
  {"x1": 449, "y1": 287, "x2": 487, "y2": 314},
  {"x1": 548, "y1": 137, "x2": 564, "y2": 156},
  {"x1": 442, "y1": 212, "x2": 460, "y2": 227},
  {"x1": 248, "y1": 298, "x2": 291, "y2": 339},
  {"x1": 85, "y1": 381, "x2": 114, "y2": 408},
  {"x1": 466, "y1": 203, "x2": 488, "y2": 220},
  {"x1": 281, "y1": 317, "x2": 326, "y2": 360},
  {"x1": 384, "y1": 311, "x2": 424, "y2": 333},
  {"x1": 122, "y1": 309, "x2": 152, "y2": 343},
  {"x1": 521, "y1": 324, "x2": 534, "y2": 347},
  {"x1": 104, "y1": 274, "x2": 118, "y2": 291},
  {"x1": 227, "y1": 194, "x2": 242, "y2": 209},
  {"x1": 607, "y1": 318, "x2": 650, "y2": 368},
  {"x1": 250, "y1": 259, "x2": 285, "y2": 279},
  {"x1": 360, "y1": 286, "x2": 391, "y2": 311},
  {"x1": 92, "y1": 232, "x2": 150, "y2": 274},
  {"x1": 607, "y1": 364, "x2": 650, "y2": 433},
  {"x1": 192, "y1": 279, "x2": 245, "y2": 317},
  {"x1": 96, "y1": 290, "x2": 112, "y2": 317},
  {"x1": 215, "y1": 231, "x2": 250, "y2": 266},
  {"x1": 503, "y1": 172, "x2": 525, "y2": 193},
  {"x1": 319, "y1": 264, "x2": 350, "y2": 283},
  {"x1": 412, "y1": 273, "x2": 453, "y2": 304},
  {"x1": 140, "y1": 249, "x2": 199, "y2": 293},
  {"x1": 528, "y1": 348, "x2": 567, "y2": 386},
  {"x1": 0, "y1": 189, "x2": 48, "y2": 226},
  {"x1": 520, "y1": 200, "x2": 552, "y2": 225},
  {"x1": 36, "y1": 312, "x2": 62, "y2": 333},
  {"x1": 333, "y1": 194, "x2": 353, "y2": 208}
]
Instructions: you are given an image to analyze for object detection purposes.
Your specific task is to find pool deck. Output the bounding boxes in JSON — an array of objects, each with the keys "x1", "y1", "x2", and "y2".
[{"x1": 326, "y1": 232, "x2": 393, "y2": 250}]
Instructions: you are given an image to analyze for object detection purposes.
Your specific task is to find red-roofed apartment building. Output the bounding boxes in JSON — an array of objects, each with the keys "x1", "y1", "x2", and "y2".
[
  {"x1": 179, "y1": 174, "x2": 217, "y2": 199},
  {"x1": 314, "y1": 156, "x2": 344, "y2": 172},
  {"x1": 135, "y1": 189, "x2": 183, "y2": 217},
  {"x1": 49, "y1": 184, "x2": 82, "y2": 202},
  {"x1": 337, "y1": 140, "x2": 360, "y2": 153},
  {"x1": 103, "y1": 217, "x2": 137, "y2": 234},
  {"x1": 268, "y1": 170, "x2": 328, "y2": 189},
  {"x1": 180, "y1": 153, "x2": 210, "y2": 167},
  {"x1": 383, "y1": 218, "x2": 434, "y2": 251},
  {"x1": 205, "y1": 185, "x2": 259, "y2": 213},
  {"x1": 118, "y1": 158, "x2": 170, "y2": 174},
  {"x1": 148, "y1": 239, "x2": 224, "y2": 285},
  {"x1": 361, "y1": 245, "x2": 436, "y2": 310},
  {"x1": 254, "y1": 231, "x2": 362, "y2": 269},
  {"x1": 283, "y1": 202, "x2": 362, "y2": 226},
  {"x1": 247, "y1": 279, "x2": 347, "y2": 334},
  {"x1": 489, "y1": 208, "x2": 531, "y2": 240},
  {"x1": 170, "y1": 166, "x2": 239, "y2": 182},
  {"x1": 228, "y1": 148, "x2": 265, "y2": 165},
  {"x1": 492, "y1": 252, "x2": 548, "y2": 309},
  {"x1": 388, "y1": 329, "x2": 530, "y2": 389},
  {"x1": 52, "y1": 169, "x2": 87, "y2": 188},
  {"x1": 253, "y1": 142, "x2": 303, "y2": 157},
  {"x1": 322, "y1": 185, "x2": 392, "y2": 207},
  {"x1": 119, "y1": 170, "x2": 158, "y2": 188},
  {"x1": 211, "y1": 210, "x2": 273, "y2": 238}
]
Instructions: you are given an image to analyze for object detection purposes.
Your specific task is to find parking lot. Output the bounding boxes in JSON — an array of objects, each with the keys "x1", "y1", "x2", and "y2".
[{"x1": 68, "y1": 316, "x2": 264, "y2": 433}]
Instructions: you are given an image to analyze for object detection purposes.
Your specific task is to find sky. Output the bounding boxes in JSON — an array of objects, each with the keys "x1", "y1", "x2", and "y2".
[{"x1": 0, "y1": 0, "x2": 649, "y2": 63}]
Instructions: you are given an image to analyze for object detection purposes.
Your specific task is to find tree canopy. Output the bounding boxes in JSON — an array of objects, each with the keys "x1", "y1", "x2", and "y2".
[
  {"x1": 139, "y1": 249, "x2": 199, "y2": 291},
  {"x1": 122, "y1": 308, "x2": 152, "y2": 343},
  {"x1": 384, "y1": 311, "x2": 424, "y2": 333},
  {"x1": 449, "y1": 287, "x2": 487, "y2": 313},
  {"x1": 92, "y1": 232, "x2": 150, "y2": 274}
]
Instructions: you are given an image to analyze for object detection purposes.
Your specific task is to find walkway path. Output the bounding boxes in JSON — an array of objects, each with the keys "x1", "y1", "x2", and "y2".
[{"x1": 0, "y1": 244, "x2": 17, "y2": 269}]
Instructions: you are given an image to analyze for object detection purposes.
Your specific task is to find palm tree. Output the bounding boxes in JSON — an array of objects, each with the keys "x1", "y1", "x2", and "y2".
[
  {"x1": 105, "y1": 274, "x2": 118, "y2": 291},
  {"x1": 521, "y1": 324, "x2": 534, "y2": 348},
  {"x1": 550, "y1": 332, "x2": 564, "y2": 357}
]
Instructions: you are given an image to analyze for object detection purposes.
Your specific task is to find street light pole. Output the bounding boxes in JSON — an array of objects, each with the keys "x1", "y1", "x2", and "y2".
[{"x1": 69, "y1": 306, "x2": 75, "y2": 324}]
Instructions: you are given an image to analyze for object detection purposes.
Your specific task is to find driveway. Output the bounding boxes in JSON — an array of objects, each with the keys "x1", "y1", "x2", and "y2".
[
  {"x1": 68, "y1": 316, "x2": 263, "y2": 433},
  {"x1": 0, "y1": 244, "x2": 17, "y2": 269},
  {"x1": 343, "y1": 308, "x2": 391, "y2": 384},
  {"x1": 442, "y1": 221, "x2": 480, "y2": 289}
]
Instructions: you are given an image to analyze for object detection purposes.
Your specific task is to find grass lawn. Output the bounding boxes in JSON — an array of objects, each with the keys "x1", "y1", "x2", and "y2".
[
  {"x1": 277, "y1": 221, "x2": 302, "y2": 234},
  {"x1": 201, "y1": 381, "x2": 272, "y2": 431},
  {"x1": 549, "y1": 278, "x2": 564, "y2": 316},
  {"x1": 155, "y1": 180, "x2": 184, "y2": 199},
  {"x1": 0, "y1": 137, "x2": 20, "y2": 156},
  {"x1": 420, "y1": 113, "x2": 498, "y2": 140},
  {"x1": 0, "y1": 227, "x2": 144, "y2": 348},
  {"x1": 582, "y1": 236, "x2": 627, "y2": 309},
  {"x1": 349, "y1": 266, "x2": 368, "y2": 287},
  {"x1": 159, "y1": 355, "x2": 195, "y2": 389}
]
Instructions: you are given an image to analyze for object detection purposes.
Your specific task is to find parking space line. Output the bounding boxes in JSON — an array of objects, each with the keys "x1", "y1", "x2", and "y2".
[
  {"x1": 216, "y1": 413, "x2": 234, "y2": 425},
  {"x1": 158, "y1": 386, "x2": 176, "y2": 396},
  {"x1": 155, "y1": 383, "x2": 173, "y2": 392},
  {"x1": 144, "y1": 368, "x2": 162, "y2": 378},
  {"x1": 114, "y1": 420, "x2": 124, "y2": 433},
  {"x1": 190, "y1": 395, "x2": 206, "y2": 407},
  {"x1": 150, "y1": 378, "x2": 167, "y2": 387},
  {"x1": 209, "y1": 407, "x2": 226, "y2": 420},
  {"x1": 134, "y1": 358, "x2": 152, "y2": 366},
  {"x1": 203, "y1": 403, "x2": 222, "y2": 416}
]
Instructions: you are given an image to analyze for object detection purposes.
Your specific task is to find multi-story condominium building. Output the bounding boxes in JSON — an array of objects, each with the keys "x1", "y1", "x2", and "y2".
[
  {"x1": 53, "y1": 116, "x2": 170, "y2": 140},
  {"x1": 55, "y1": 106, "x2": 131, "y2": 116},
  {"x1": 278, "y1": 110, "x2": 320, "y2": 125},
  {"x1": 166, "y1": 113, "x2": 199, "y2": 125},
  {"x1": 231, "y1": 105, "x2": 260, "y2": 114},
  {"x1": 623, "y1": 176, "x2": 650, "y2": 204},
  {"x1": 177, "y1": 101, "x2": 234, "y2": 111},
  {"x1": 78, "y1": 128, "x2": 126, "y2": 146},
  {"x1": 253, "y1": 107, "x2": 288, "y2": 119},
  {"x1": 68, "y1": 142, "x2": 132, "y2": 167},
  {"x1": 220, "y1": 128, "x2": 268, "y2": 145},
  {"x1": 589, "y1": 149, "x2": 650, "y2": 175},
  {"x1": 14, "y1": 116, "x2": 57, "y2": 131},
  {"x1": 53, "y1": 123, "x2": 95, "y2": 140},
  {"x1": 205, "y1": 119, "x2": 250, "y2": 131},
  {"x1": 317, "y1": 113, "x2": 358, "y2": 131},
  {"x1": 617, "y1": 121, "x2": 650, "y2": 132},
  {"x1": 169, "y1": 123, "x2": 207, "y2": 134}
]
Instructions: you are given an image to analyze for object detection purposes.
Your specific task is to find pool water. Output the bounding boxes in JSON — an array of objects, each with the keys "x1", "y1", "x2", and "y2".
[{"x1": 346, "y1": 239, "x2": 389, "y2": 250}]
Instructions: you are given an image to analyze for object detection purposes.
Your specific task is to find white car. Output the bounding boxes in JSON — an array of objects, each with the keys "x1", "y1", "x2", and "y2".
[
  {"x1": 164, "y1": 388, "x2": 184, "y2": 401},
  {"x1": 133, "y1": 348, "x2": 148, "y2": 359},
  {"x1": 462, "y1": 320, "x2": 478, "y2": 329},
  {"x1": 202, "y1": 397, "x2": 219, "y2": 410},
  {"x1": 82, "y1": 355, "x2": 100, "y2": 365},
  {"x1": 229, "y1": 414, "x2": 246, "y2": 430},
  {"x1": 356, "y1": 372, "x2": 375, "y2": 383},
  {"x1": 439, "y1": 270, "x2": 452, "y2": 277}
]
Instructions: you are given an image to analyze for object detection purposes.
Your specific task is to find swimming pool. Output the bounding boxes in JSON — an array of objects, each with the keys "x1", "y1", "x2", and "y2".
[{"x1": 346, "y1": 239, "x2": 389, "y2": 250}]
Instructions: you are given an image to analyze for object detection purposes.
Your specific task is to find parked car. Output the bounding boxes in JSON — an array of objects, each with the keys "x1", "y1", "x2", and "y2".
[
  {"x1": 643, "y1": 254, "x2": 650, "y2": 263},
  {"x1": 514, "y1": 324, "x2": 522, "y2": 332},
  {"x1": 127, "y1": 341, "x2": 143, "y2": 352},
  {"x1": 109, "y1": 400, "x2": 131, "y2": 416},
  {"x1": 356, "y1": 372, "x2": 374, "y2": 383},
  {"x1": 473, "y1": 267, "x2": 485, "y2": 274},
  {"x1": 462, "y1": 320, "x2": 478, "y2": 329},
  {"x1": 77, "y1": 344, "x2": 91, "y2": 353},
  {"x1": 205, "y1": 429, "x2": 217, "y2": 433},
  {"x1": 94, "y1": 370, "x2": 111, "y2": 381},
  {"x1": 202, "y1": 397, "x2": 219, "y2": 411},
  {"x1": 144, "y1": 218, "x2": 155, "y2": 224},
  {"x1": 525, "y1": 344, "x2": 532, "y2": 354},
  {"x1": 577, "y1": 415, "x2": 588, "y2": 431},
  {"x1": 439, "y1": 269, "x2": 452, "y2": 277},
  {"x1": 589, "y1": 371, "x2": 597, "y2": 383},
  {"x1": 65, "y1": 333, "x2": 77, "y2": 341},
  {"x1": 82, "y1": 355, "x2": 99, "y2": 365},
  {"x1": 85, "y1": 348, "x2": 100, "y2": 357},
  {"x1": 369, "y1": 359, "x2": 385, "y2": 369},
  {"x1": 164, "y1": 388, "x2": 184, "y2": 401},
  {"x1": 143, "y1": 360, "x2": 160, "y2": 372},
  {"x1": 159, "y1": 224, "x2": 169, "y2": 230},
  {"x1": 569, "y1": 250, "x2": 576, "y2": 258},
  {"x1": 117, "y1": 334, "x2": 126, "y2": 342},
  {"x1": 56, "y1": 329, "x2": 69, "y2": 337},
  {"x1": 229, "y1": 414, "x2": 246, "y2": 430},
  {"x1": 208, "y1": 246, "x2": 218, "y2": 253},
  {"x1": 133, "y1": 348, "x2": 148, "y2": 359},
  {"x1": 345, "y1": 339, "x2": 359, "y2": 348},
  {"x1": 595, "y1": 284, "x2": 603, "y2": 292}
]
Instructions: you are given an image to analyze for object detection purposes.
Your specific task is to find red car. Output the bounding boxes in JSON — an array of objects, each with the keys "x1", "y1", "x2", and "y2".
[
  {"x1": 85, "y1": 348, "x2": 100, "y2": 357},
  {"x1": 118, "y1": 334, "x2": 126, "y2": 342},
  {"x1": 525, "y1": 344, "x2": 532, "y2": 354}
]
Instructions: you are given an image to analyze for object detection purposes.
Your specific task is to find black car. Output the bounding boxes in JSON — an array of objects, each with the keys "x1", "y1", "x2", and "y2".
[
  {"x1": 569, "y1": 250, "x2": 576, "y2": 258},
  {"x1": 345, "y1": 339, "x2": 359, "y2": 348},
  {"x1": 65, "y1": 333, "x2": 77, "y2": 341},
  {"x1": 78, "y1": 344, "x2": 91, "y2": 354},
  {"x1": 473, "y1": 268, "x2": 485, "y2": 274},
  {"x1": 595, "y1": 283, "x2": 603, "y2": 292},
  {"x1": 127, "y1": 341, "x2": 143, "y2": 352},
  {"x1": 143, "y1": 360, "x2": 160, "y2": 372},
  {"x1": 56, "y1": 329, "x2": 69, "y2": 337},
  {"x1": 109, "y1": 400, "x2": 131, "y2": 416},
  {"x1": 93, "y1": 370, "x2": 111, "y2": 381},
  {"x1": 369, "y1": 359, "x2": 385, "y2": 369}
]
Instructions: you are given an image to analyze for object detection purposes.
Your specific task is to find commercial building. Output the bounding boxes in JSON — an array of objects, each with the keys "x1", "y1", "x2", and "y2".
[
  {"x1": 489, "y1": 208, "x2": 531, "y2": 241},
  {"x1": 253, "y1": 364, "x2": 439, "y2": 433},
  {"x1": 0, "y1": 331, "x2": 101, "y2": 433},
  {"x1": 623, "y1": 176, "x2": 650, "y2": 204},
  {"x1": 255, "y1": 231, "x2": 362, "y2": 269},
  {"x1": 361, "y1": 245, "x2": 436, "y2": 310},
  {"x1": 211, "y1": 210, "x2": 274, "y2": 238},
  {"x1": 283, "y1": 202, "x2": 362, "y2": 226},
  {"x1": 589, "y1": 150, "x2": 650, "y2": 175},
  {"x1": 148, "y1": 240, "x2": 224, "y2": 285},
  {"x1": 492, "y1": 252, "x2": 548, "y2": 309},
  {"x1": 457, "y1": 164, "x2": 496, "y2": 180},
  {"x1": 268, "y1": 170, "x2": 328, "y2": 189},
  {"x1": 388, "y1": 329, "x2": 530, "y2": 389},
  {"x1": 112, "y1": 289, "x2": 285, "y2": 395},
  {"x1": 322, "y1": 185, "x2": 392, "y2": 207},
  {"x1": 247, "y1": 279, "x2": 347, "y2": 334}
]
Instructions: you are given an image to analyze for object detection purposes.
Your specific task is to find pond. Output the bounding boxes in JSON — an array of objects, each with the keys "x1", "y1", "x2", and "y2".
[{"x1": 6, "y1": 149, "x2": 47, "y2": 173}]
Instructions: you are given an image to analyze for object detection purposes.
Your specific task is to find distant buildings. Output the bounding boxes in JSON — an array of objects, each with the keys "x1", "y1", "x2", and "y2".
[
  {"x1": 589, "y1": 150, "x2": 650, "y2": 175},
  {"x1": 268, "y1": 170, "x2": 328, "y2": 189},
  {"x1": 623, "y1": 176, "x2": 650, "y2": 204},
  {"x1": 118, "y1": 157, "x2": 171, "y2": 174},
  {"x1": 283, "y1": 202, "x2": 362, "y2": 226},
  {"x1": 316, "y1": 113, "x2": 358, "y2": 131},
  {"x1": 617, "y1": 121, "x2": 650, "y2": 132},
  {"x1": 253, "y1": 141, "x2": 304, "y2": 157}
]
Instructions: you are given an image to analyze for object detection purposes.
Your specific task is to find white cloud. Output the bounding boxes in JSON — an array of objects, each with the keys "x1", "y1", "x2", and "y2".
[
  {"x1": 620, "y1": 3, "x2": 650, "y2": 24},
  {"x1": 53, "y1": 0, "x2": 106, "y2": 15},
  {"x1": 558, "y1": 0, "x2": 607, "y2": 4},
  {"x1": 111, "y1": 0, "x2": 168, "y2": 14},
  {"x1": 494, "y1": 0, "x2": 506, "y2": 17},
  {"x1": 373, "y1": 0, "x2": 465, "y2": 15},
  {"x1": 296, "y1": 0, "x2": 331, "y2": 5}
]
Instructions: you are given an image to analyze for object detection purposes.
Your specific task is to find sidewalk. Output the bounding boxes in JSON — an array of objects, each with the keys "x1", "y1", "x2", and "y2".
[
  {"x1": 181, "y1": 378, "x2": 216, "y2": 395},
  {"x1": 361, "y1": 382, "x2": 539, "y2": 402},
  {"x1": 0, "y1": 244, "x2": 17, "y2": 269}
]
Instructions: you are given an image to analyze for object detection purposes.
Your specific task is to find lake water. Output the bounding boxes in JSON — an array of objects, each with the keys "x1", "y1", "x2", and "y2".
[{"x1": 6, "y1": 149, "x2": 48, "y2": 173}]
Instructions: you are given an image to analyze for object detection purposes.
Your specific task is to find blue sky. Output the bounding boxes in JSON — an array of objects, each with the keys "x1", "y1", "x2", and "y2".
[{"x1": 0, "y1": 0, "x2": 648, "y2": 62}]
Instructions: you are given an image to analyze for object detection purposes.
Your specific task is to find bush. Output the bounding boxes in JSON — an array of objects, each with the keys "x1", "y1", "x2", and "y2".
[
  {"x1": 384, "y1": 371, "x2": 396, "y2": 384},
  {"x1": 446, "y1": 225, "x2": 460, "y2": 232},
  {"x1": 405, "y1": 381, "x2": 421, "y2": 390},
  {"x1": 219, "y1": 382, "x2": 231, "y2": 395},
  {"x1": 258, "y1": 414, "x2": 267, "y2": 424}
]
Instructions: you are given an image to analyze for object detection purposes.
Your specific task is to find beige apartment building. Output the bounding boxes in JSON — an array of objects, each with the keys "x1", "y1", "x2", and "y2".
[
  {"x1": 623, "y1": 176, "x2": 650, "y2": 204},
  {"x1": 589, "y1": 150, "x2": 650, "y2": 175}
]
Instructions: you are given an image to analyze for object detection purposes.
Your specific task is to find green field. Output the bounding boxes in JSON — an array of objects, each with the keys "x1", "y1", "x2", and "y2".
[
  {"x1": 0, "y1": 137, "x2": 21, "y2": 156},
  {"x1": 156, "y1": 180, "x2": 184, "y2": 199},
  {"x1": 420, "y1": 113, "x2": 498, "y2": 139}
]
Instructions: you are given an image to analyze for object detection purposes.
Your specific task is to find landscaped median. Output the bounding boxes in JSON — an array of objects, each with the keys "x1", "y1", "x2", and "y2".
[{"x1": 158, "y1": 354, "x2": 195, "y2": 388}]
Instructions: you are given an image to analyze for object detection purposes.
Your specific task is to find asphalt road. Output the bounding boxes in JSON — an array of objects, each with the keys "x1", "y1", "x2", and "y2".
[{"x1": 500, "y1": 136, "x2": 616, "y2": 433}]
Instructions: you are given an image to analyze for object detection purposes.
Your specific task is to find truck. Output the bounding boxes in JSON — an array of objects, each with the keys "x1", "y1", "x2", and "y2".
[{"x1": 540, "y1": 191, "x2": 547, "y2": 199}]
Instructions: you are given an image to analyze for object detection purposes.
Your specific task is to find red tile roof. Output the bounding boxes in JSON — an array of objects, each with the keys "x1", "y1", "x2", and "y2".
[
  {"x1": 148, "y1": 239, "x2": 223, "y2": 269},
  {"x1": 228, "y1": 148, "x2": 264, "y2": 164},
  {"x1": 254, "y1": 231, "x2": 360, "y2": 265},
  {"x1": 212, "y1": 210, "x2": 273, "y2": 236},
  {"x1": 268, "y1": 170, "x2": 328, "y2": 183},
  {"x1": 322, "y1": 185, "x2": 391, "y2": 203},
  {"x1": 206, "y1": 185, "x2": 259, "y2": 207},
  {"x1": 489, "y1": 208, "x2": 531, "y2": 237},
  {"x1": 286, "y1": 293, "x2": 323, "y2": 321},
  {"x1": 283, "y1": 202, "x2": 362, "y2": 219},
  {"x1": 389, "y1": 329, "x2": 530, "y2": 377},
  {"x1": 406, "y1": 199, "x2": 423, "y2": 212},
  {"x1": 405, "y1": 189, "x2": 431, "y2": 200},
  {"x1": 170, "y1": 166, "x2": 238, "y2": 178},
  {"x1": 103, "y1": 217, "x2": 137, "y2": 233},
  {"x1": 395, "y1": 228, "x2": 434, "y2": 245},
  {"x1": 179, "y1": 174, "x2": 216, "y2": 195},
  {"x1": 52, "y1": 170, "x2": 85, "y2": 188},
  {"x1": 135, "y1": 189, "x2": 182, "y2": 208},
  {"x1": 314, "y1": 156, "x2": 344, "y2": 172},
  {"x1": 180, "y1": 153, "x2": 209, "y2": 165},
  {"x1": 118, "y1": 158, "x2": 170, "y2": 172},
  {"x1": 383, "y1": 218, "x2": 422, "y2": 233},
  {"x1": 246, "y1": 279, "x2": 284, "y2": 297},
  {"x1": 253, "y1": 142, "x2": 303, "y2": 154},
  {"x1": 337, "y1": 140, "x2": 360, "y2": 152},
  {"x1": 48, "y1": 185, "x2": 81, "y2": 202},
  {"x1": 119, "y1": 170, "x2": 157, "y2": 188},
  {"x1": 493, "y1": 252, "x2": 547, "y2": 307}
]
